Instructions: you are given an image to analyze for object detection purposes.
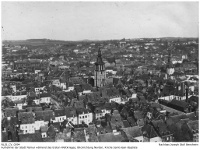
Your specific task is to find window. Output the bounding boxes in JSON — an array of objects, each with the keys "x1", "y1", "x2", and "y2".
[
  {"x1": 167, "y1": 137, "x2": 169, "y2": 141},
  {"x1": 85, "y1": 116, "x2": 87, "y2": 118}
]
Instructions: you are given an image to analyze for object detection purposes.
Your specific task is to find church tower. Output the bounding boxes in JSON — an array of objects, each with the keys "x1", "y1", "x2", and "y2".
[
  {"x1": 94, "y1": 48, "x2": 106, "y2": 87},
  {"x1": 166, "y1": 43, "x2": 175, "y2": 76}
]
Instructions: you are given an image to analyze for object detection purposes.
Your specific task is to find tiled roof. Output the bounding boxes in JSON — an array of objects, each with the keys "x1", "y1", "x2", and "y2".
[
  {"x1": 35, "y1": 110, "x2": 55, "y2": 121},
  {"x1": 127, "y1": 117, "x2": 137, "y2": 127},
  {"x1": 122, "y1": 120, "x2": 131, "y2": 128},
  {"x1": 40, "y1": 93, "x2": 51, "y2": 98},
  {"x1": 65, "y1": 107, "x2": 77, "y2": 118},
  {"x1": 19, "y1": 133, "x2": 43, "y2": 142},
  {"x1": 98, "y1": 133, "x2": 125, "y2": 142},
  {"x1": 5, "y1": 107, "x2": 19, "y2": 117},
  {"x1": 122, "y1": 126, "x2": 143, "y2": 140},
  {"x1": 54, "y1": 109, "x2": 65, "y2": 117},
  {"x1": 27, "y1": 107, "x2": 43, "y2": 112},
  {"x1": 142, "y1": 124, "x2": 158, "y2": 139},
  {"x1": 18, "y1": 112, "x2": 35, "y2": 124},
  {"x1": 76, "y1": 108, "x2": 91, "y2": 115},
  {"x1": 152, "y1": 119, "x2": 171, "y2": 136}
]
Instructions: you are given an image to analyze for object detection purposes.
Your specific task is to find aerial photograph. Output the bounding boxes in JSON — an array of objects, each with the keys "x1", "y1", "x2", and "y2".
[{"x1": 1, "y1": 1, "x2": 199, "y2": 142}]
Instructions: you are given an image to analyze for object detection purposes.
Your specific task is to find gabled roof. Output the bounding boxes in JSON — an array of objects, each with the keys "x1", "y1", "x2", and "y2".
[
  {"x1": 18, "y1": 112, "x2": 35, "y2": 124},
  {"x1": 64, "y1": 107, "x2": 77, "y2": 117},
  {"x1": 122, "y1": 120, "x2": 131, "y2": 128},
  {"x1": 127, "y1": 117, "x2": 137, "y2": 127},
  {"x1": 122, "y1": 126, "x2": 143, "y2": 140},
  {"x1": 134, "y1": 110, "x2": 144, "y2": 120},
  {"x1": 27, "y1": 107, "x2": 43, "y2": 112},
  {"x1": 35, "y1": 110, "x2": 55, "y2": 121},
  {"x1": 5, "y1": 107, "x2": 19, "y2": 117},
  {"x1": 40, "y1": 93, "x2": 51, "y2": 98},
  {"x1": 142, "y1": 124, "x2": 158, "y2": 139},
  {"x1": 54, "y1": 109, "x2": 65, "y2": 117},
  {"x1": 19, "y1": 133, "x2": 43, "y2": 142},
  {"x1": 98, "y1": 133, "x2": 125, "y2": 142},
  {"x1": 77, "y1": 108, "x2": 91, "y2": 115},
  {"x1": 169, "y1": 99, "x2": 189, "y2": 108},
  {"x1": 152, "y1": 119, "x2": 171, "y2": 137}
]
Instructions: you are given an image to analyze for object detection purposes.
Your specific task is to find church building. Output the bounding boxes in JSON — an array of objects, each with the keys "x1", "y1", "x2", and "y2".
[{"x1": 94, "y1": 48, "x2": 106, "y2": 88}]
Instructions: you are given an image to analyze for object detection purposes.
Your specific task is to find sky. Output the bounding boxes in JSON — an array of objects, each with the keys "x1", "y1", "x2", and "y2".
[{"x1": 1, "y1": 1, "x2": 199, "y2": 41}]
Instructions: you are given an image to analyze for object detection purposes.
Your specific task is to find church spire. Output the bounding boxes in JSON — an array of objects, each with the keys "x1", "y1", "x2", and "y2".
[
  {"x1": 98, "y1": 48, "x2": 102, "y2": 57},
  {"x1": 95, "y1": 48, "x2": 104, "y2": 66}
]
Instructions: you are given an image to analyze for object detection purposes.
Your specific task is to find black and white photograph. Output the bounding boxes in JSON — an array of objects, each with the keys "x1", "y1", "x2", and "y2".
[{"x1": 1, "y1": 0, "x2": 199, "y2": 144}]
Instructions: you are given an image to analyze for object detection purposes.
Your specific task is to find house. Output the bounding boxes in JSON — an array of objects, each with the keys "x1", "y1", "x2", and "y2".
[
  {"x1": 53, "y1": 109, "x2": 66, "y2": 123},
  {"x1": 77, "y1": 108, "x2": 93, "y2": 125},
  {"x1": 3, "y1": 94, "x2": 27, "y2": 102},
  {"x1": 110, "y1": 110, "x2": 124, "y2": 132},
  {"x1": 35, "y1": 86, "x2": 44, "y2": 95},
  {"x1": 51, "y1": 78, "x2": 61, "y2": 87},
  {"x1": 40, "y1": 93, "x2": 51, "y2": 104},
  {"x1": 60, "y1": 79, "x2": 67, "y2": 90},
  {"x1": 18, "y1": 112, "x2": 35, "y2": 134},
  {"x1": 142, "y1": 124, "x2": 162, "y2": 142},
  {"x1": 74, "y1": 85, "x2": 83, "y2": 96},
  {"x1": 121, "y1": 126, "x2": 143, "y2": 142},
  {"x1": 81, "y1": 84, "x2": 93, "y2": 94},
  {"x1": 152, "y1": 120, "x2": 173, "y2": 142},
  {"x1": 34, "y1": 111, "x2": 46, "y2": 130},
  {"x1": 168, "y1": 99, "x2": 189, "y2": 112},
  {"x1": 66, "y1": 82, "x2": 74, "y2": 91},
  {"x1": 94, "y1": 107, "x2": 105, "y2": 120},
  {"x1": 106, "y1": 88, "x2": 122, "y2": 103},
  {"x1": 65, "y1": 107, "x2": 78, "y2": 125},
  {"x1": 35, "y1": 110, "x2": 55, "y2": 127},
  {"x1": 40, "y1": 126, "x2": 48, "y2": 138},
  {"x1": 13, "y1": 99, "x2": 26, "y2": 110},
  {"x1": 94, "y1": 106, "x2": 111, "y2": 120}
]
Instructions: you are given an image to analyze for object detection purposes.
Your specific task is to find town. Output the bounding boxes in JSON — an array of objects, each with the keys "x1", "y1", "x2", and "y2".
[{"x1": 1, "y1": 37, "x2": 199, "y2": 142}]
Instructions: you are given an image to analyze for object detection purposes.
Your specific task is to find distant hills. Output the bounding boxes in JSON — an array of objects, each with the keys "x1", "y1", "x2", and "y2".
[{"x1": 2, "y1": 37, "x2": 198, "y2": 46}]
